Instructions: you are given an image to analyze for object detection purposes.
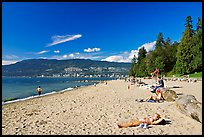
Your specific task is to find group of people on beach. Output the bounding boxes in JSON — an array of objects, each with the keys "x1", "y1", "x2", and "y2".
[{"x1": 118, "y1": 68, "x2": 166, "y2": 128}]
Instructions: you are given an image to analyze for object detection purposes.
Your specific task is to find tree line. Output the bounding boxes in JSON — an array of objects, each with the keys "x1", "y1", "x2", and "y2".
[{"x1": 129, "y1": 16, "x2": 202, "y2": 77}]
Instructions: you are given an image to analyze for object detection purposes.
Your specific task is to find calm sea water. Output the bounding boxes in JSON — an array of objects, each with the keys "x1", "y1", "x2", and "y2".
[{"x1": 2, "y1": 77, "x2": 116, "y2": 103}]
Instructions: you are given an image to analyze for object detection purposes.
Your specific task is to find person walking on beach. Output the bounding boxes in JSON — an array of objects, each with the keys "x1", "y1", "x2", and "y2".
[{"x1": 36, "y1": 86, "x2": 42, "y2": 96}]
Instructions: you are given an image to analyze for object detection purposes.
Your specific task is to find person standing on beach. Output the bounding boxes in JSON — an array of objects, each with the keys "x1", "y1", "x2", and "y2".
[
  {"x1": 152, "y1": 68, "x2": 159, "y2": 85},
  {"x1": 36, "y1": 86, "x2": 42, "y2": 96}
]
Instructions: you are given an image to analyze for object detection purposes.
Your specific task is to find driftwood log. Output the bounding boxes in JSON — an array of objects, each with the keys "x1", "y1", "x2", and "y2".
[{"x1": 175, "y1": 95, "x2": 202, "y2": 123}]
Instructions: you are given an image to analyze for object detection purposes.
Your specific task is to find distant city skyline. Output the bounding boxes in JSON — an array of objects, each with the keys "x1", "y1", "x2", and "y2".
[{"x1": 2, "y1": 2, "x2": 202, "y2": 65}]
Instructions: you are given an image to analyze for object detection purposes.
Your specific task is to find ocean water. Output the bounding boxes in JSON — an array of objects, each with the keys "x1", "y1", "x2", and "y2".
[{"x1": 2, "y1": 77, "x2": 116, "y2": 104}]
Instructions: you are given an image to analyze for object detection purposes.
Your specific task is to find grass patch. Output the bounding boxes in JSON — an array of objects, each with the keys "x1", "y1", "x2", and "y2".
[
  {"x1": 189, "y1": 72, "x2": 202, "y2": 78},
  {"x1": 166, "y1": 72, "x2": 181, "y2": 77},
  {"x1": 166, "y1": 71, "x2": 202, "y2": 78}
]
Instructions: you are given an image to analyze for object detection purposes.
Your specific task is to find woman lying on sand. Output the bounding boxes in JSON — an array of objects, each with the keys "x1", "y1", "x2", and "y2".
[{"x1": 118, "y1": 113, "x2": 164, "y2": 128}]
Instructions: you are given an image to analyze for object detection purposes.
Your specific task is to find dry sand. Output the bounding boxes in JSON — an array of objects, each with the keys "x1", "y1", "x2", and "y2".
[{"x1": 2, "y1": 78, "x2": 202, "y2": 135}]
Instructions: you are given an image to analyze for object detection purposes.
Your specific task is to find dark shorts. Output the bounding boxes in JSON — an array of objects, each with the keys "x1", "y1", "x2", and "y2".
[{"x1": 38, "y1": 91, "x2": 42, "y2": 95}]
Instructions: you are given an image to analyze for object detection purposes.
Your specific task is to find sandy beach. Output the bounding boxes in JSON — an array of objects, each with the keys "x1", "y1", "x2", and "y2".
[{"x1": 2, "y1": 78, "x2": 202, "y2": 135}]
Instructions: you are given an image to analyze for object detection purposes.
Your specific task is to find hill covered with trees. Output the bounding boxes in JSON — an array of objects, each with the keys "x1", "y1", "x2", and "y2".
[
  {"x1": 2, "y1": 59, "x2": 131, "y2": 77},
  {"x1": 129, "y1": 16, "x2": 202, "y2": 77}
]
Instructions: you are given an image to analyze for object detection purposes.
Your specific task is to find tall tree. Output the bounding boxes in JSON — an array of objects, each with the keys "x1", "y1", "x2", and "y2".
[
  {"x1": 129, "y1": 55, "x2": 137, "y2": 77},
  {"x1": 155, "y1": 32, "x2": 165, "y2": 50},
  {"x1": 191, "y1": 17, "x2": 202, "y2": 72},
  {"x1": 153, "y1": 32, "x2": 166, "y2": 74},
  {"x1": 137, "y1": 47, "x2": 147, "y2": 65},
  {"x1": 175, "y1": 16, "x2": 194, "y2": 74},
  {"x1": 165, "y1": 37, "x2": 171, "y2": 47},
  {"x1": 145, "y1": 51, "x2": 157, "y2": 75},
  {"x1": 196, "y1": 17, "x2": 202, "y2": 32}
]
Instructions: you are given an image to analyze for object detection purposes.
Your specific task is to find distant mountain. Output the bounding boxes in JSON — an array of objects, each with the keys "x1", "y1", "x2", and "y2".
[{"x1": 2, "y1": 59, "x2": 131, "y2": 77}]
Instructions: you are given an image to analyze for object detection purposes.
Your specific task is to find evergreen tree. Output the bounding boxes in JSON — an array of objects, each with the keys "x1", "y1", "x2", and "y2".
[
  {"x1": 129, "y1": 55, "x2": 137, "y2": 77},
  {"x1": 155, "y1": 32, "x2": 165, "y2": 50},
  {"x1": 191, "y1": 17, "x2": 202, "y2": 72},
  {"x1": 175, "y1": 16, "x2": 194, "y2": 74},
  {"x1": 153, "y1": 32, "x2": 166, "y2": 74},
  {"x1": 169, "y1": 41, "x2": 179, "y2": 69},
  {"x1": 137, "y1": 47, "x2": 147, "y2": 65},
  {"x1": 145, "y1": 51, "x2": 157, "y2": 75},
  {"x1": 165, "y1": 37, "x2": 171, "y2": 47},
  {"x1": 196, "y1": 17, "x2": 202, "y2": 32}
]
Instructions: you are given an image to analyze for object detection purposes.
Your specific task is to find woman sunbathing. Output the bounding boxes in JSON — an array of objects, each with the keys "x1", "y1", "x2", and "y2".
[
  {"x1": 144, "y1": 90, "x2": 164, "y2": 102},
  {"x1": 136, "y1": 90, "x2": 164, "y2": 103},
  {"x1": 118, "y1": 113, "x2": 164, "y2": 128}
]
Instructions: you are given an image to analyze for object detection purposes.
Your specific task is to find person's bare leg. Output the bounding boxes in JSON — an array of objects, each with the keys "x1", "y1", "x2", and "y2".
[
  {"x1": 118, "y1": 119, "x2": 141, "y2": 128},
  {"x1": 143, "y1": 95, "x2": 153, "y2": 102}
]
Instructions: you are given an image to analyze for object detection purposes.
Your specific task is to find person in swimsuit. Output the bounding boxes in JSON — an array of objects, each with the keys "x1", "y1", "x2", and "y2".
[
  {"x1": 36, "y1": 86, "x2": 42, "y2": 96},
  {"x1": 144, "y1": 89, "x2": 164, "y2": 102},
  {"x1": 118, "y1": 113, "x2": 163, "y2": 128},
  {"x1": 136, "y1": 89, "x2": 164, "y2": 103}
]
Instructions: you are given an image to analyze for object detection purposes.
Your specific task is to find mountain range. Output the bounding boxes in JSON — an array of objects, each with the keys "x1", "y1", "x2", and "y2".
[{"x1": 2, "y1": 59, "x2": 131, "y2": 77}]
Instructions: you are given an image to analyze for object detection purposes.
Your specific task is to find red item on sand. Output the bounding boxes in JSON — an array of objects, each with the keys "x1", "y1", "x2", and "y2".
[{"x1": 156, "y1": 89, "x2": 161, "y2": 93}]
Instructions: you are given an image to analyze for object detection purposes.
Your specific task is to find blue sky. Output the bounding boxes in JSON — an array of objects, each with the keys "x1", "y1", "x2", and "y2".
[{"x1": 2, "y1": 2, "x2": 202, "y2": 65}]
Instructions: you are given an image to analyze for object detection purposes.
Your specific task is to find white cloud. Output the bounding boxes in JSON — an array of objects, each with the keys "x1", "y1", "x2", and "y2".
[
  {"x1": 102, "y1": 55, "x2": 129, "y2": 62},
  {"x1": 63, "y1": 55, "x2": 68, "y2": 58},
  {"x1": 2, "y1": 60, "x2": 18, "y2": 65},
  {"x1": 101, "y1": 41, "x2": 156, "y2": 63},
  {"x1": 54, "y1": 50, "x2": 60, "y2": 53},
  {"x1": 84, "y1": 48, "x2": 101, "y2": 52},
  {"x1": 52, "y1": 52, "x2": 103, "y2": 61},
  {"x1": 139, "y1": 41, "x2": 156, "y2": 52},
  {"x1": 62, "y1": 52, "x2": 81, "y2": 59},
  {"x1": 36, "y1": 50, "x2": 49, "y2": 54},
  {"x1": 4, "y1": 55, "x2": 19, "y2": 59},
  {"x1": 47, "y1": 34, "x2": 82, "y2": 47},
  {"x1": 127, "y1": 50, "x2": 139, "y2": 61},
  {"x1": 69, "y1": 53, "x2": 74, "y2": 58}
]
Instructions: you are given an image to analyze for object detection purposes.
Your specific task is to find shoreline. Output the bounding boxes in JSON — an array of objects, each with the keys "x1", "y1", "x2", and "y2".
[
  {"x1": 2, "y1": 79, "x2": 202, "y2": 135},
  {"x1": 2, "y1": 79, "x2": 115, "y2": 106}
]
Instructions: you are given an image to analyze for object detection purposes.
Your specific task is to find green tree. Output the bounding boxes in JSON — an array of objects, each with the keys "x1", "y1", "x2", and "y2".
[
  {"x1": 154, "y1": 56, "x2": 165, "y2": 74},
  {"x1": 165, "y1": 37, "x2": 171, "y2": 47},
  {"x1": 153, "y1": 32, "x2": 166, "y2": 74},
  {"x1": 145, "y1": 51, "x2": 157, "y2": 75},
  {"x1": 137, "y1": 47, "x2": 147, "y2": 65},
  {"x1": 129, "y1": 55, "x2": 137, "y2": 77},
  {"x1": 196, "y1": 17, "x2": 202, "y2": 32},
  {"x1": 175, "y1": 16, "x2": 194, "y2": 74},
  {"x1": 155, "y1": 32, "x2": 165, "y2": 50},
  {"x1": 191, "y1": 17, "x2": 202, "y2": 72}
]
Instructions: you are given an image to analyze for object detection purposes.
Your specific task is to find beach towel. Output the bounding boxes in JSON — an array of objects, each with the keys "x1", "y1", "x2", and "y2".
[{"x1": 147, "y1": 99, "x2": 156, "y2": 103}]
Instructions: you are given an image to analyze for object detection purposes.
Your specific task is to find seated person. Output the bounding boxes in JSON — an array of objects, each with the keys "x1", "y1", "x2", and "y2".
[
  {"x1": 151, "y1": 76, "x2": 164, "y2": 93},
  {"x1": 118, "y1": 113, "x2": 164, "y2": 128}
]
